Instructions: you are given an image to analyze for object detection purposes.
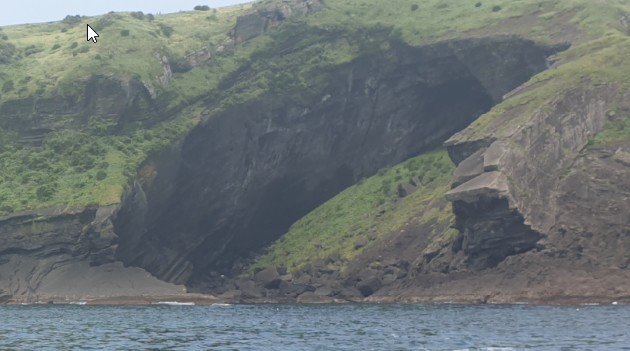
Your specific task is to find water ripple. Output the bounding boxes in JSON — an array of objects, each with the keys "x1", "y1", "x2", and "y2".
[{"x1": 0, "y1": 304, "x2": 628, "y2": 350}]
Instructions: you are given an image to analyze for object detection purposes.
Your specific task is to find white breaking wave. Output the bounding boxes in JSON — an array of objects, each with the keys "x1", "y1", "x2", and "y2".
[{"x1": 155, "y1": 301, "x2": 195, "y2": 306}]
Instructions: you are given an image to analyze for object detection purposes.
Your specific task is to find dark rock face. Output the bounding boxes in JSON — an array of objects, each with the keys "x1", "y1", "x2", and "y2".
[
  {"x1": 451, "y1": 197, "x2": 542, "y2": 269},
  {"x1": 0, "y1": 207, "x2": 103, "y2": 298},
  {"x1": 113, "y1": 37, "x2": 556, "y2": 285},
  {"x1": 0, "y1": 202, "x2": 190, "y2": 303},
  {"x1": 254, "y1": 267, "x2": 281, "y2": 289}
]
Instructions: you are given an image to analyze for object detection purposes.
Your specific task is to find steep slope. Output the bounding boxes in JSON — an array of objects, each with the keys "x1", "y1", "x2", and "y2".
[{"x1": 0, "y1": 0, "x2": 629, "y2": 303}]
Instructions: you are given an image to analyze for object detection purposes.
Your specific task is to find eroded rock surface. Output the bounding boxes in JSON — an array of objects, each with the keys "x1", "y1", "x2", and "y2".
[
  {"x1": 113, "y1": 37, "x2": 556, "y2": 285},
  {"x1": 442, "y1": 85, "x2": 627, "y2": 269},
  {"x1": 0, "y1": 206, "x2": 186, "y2": 303}
]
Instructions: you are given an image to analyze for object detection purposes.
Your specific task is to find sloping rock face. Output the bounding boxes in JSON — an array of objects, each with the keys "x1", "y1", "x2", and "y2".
[
  {"x1": 112, "y1": 37, "x2": 558, "y2": 285},
  {"x1": 444, "y1": 84, "x2": 630, "y2": 270},
  {"x1": 0, "y1": 205, "x2": 185, "y2": 302}
]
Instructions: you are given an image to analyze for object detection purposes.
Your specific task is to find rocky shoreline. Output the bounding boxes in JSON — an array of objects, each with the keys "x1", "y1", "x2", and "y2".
[{"x1": 5, "y1": 294, "x2": 629, "y2": 306}]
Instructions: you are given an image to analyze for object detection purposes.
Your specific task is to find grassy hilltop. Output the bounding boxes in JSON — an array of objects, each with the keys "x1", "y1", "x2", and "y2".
[{"x1": 0, "y1": 0, "x2": 629, "y2": 239}]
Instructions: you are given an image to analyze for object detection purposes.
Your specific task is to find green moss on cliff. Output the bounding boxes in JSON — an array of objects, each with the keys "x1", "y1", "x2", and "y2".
[
  {"x1": 593, "y1": 112, "x2": 630, "y2": 145},
  {"x1": 0, "y1": 105, "x2": 201, "y2": 213},
  {"x1": 251, "y1": 150, "x2": 455, "y2": 273}
]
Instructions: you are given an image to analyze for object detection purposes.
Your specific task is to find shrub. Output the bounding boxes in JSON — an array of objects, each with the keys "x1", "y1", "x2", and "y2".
[
  {"x1": 170, "y1": 57, "x2": 193, "y2": 73},
  {"x1": 2, "y1": 80, "x2": 14, "y2": 93},
  {"x1": 158, "y1": 23, "x2": 174, "y2": 37},
  {"x1": 35, "y1": 184, "x2": 56, "y2": 201},
  {"x1": 146, "y1": 13, "x2": 155, "y2": 21},
  {"x1": 95, "y1": 170, "x2": 107, "y2": 181},
  {"x1": 492, "y1": 5, "x2": 502, "y2": 12},
  {"x1": 51, "y1": 43, "x2": 61, "y2": 50},
  {"x1": 120, "y1": 29, "x2": 130, "y2": 36},
  {"x1": 194, "y1": 5, "x2": 211, "y2": 11},
  {"x1": 410, "y1": 4, "x2": 419, "y2": 11},
  {"x1": 0, "y1": 41, "x2": 17, "y2": 64},
  {"x1": 130, "y1": 11, "x2": 144, "y2": 20},
  {"x1": 62, "y1": 14, "x2": 82, "y2": 25},
  {"x1": 94, "y1": 13, "x2": 119, "y2": 29},
  {"x1": 78, "y1": 46, "x2": 89, "y2": 53},
  {"x1": 24, "y1": 45, "x2": 42, "y2": 56},
  {"x1": 475, "y1": 2, "x2": 482, "y2": 7},
  {"x1": 69, "y1": 42, "x2": 78, "y2": 49}
]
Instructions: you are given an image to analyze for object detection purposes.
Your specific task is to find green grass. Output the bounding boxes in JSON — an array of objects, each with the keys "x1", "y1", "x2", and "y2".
[
  {"x1": 311, "y1": 0, "x2": 630, "y2": 45},
  {"x1": 0, "y1": 6, "x2": 249, "y2": 100},
  {"x1": 0, "y1": 105, "x2": 202, "y2": 214},
  {"x1": 250, "y1": 150, "x2": 455, "y2": 273},
  {"x1": 592, "y1": 112, "x2": 630, "y2": 145},
  {"x1": 0, "y1": 5, "x2": 251, "y2": 214}
]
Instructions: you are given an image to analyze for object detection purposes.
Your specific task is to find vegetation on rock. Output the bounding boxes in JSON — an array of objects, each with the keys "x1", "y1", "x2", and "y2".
[
  {"x1": 0, "y1": 0, "x2": 629, "y2": 221},
  {"x1": 251, "y1": 150, "x2": 455, "y2": 273}
]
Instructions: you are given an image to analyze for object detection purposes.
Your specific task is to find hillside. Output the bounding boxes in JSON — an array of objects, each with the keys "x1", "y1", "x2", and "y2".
[{"x1": 0, "y1": 0, "x2": 628, "y2": 303}]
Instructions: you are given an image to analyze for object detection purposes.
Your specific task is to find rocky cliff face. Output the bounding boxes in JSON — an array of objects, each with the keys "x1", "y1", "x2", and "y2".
[
  {"x1": 443, "y1": 85, "x2": 629, "y2": 270},
  {"x1": 111, "y1": 37, "x2": 557, "y2": 285},
  {"x1": 0, "y1": 204, "x2": 186, "y2": 303}
]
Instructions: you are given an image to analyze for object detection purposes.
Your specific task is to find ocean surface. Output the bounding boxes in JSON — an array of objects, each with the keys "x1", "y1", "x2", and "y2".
[{"x1": 0, "y1": 304, "x2": 628, "y2": 350}]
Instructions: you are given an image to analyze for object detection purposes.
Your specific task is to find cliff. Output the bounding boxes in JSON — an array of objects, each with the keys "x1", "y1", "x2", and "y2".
[{"x1": 0, "y1": 0, "x2": 628, "y2": 303}]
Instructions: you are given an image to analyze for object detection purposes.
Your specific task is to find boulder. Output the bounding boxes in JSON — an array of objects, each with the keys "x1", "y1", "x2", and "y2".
[
  {"x1": 314, "y1": 286, "x2": 334, "y2": 297},
  {"x1": 282, "y1": 282, "x2": 314, "y2": 295},
  {"x1": 354, "y1": 239, "x2": 367, "y2": 250},
  {"x1": 254, "y1": 267, "x2": 281, "y2": 289},
  {"x1": 277, "y1": 280, "x2": 291, "y2": 294},
  {"x1": 357, "y1": 277, "x2": 382, "y2": 297},
  {"x1": 382, "y1": 274, "x2": 397, "y2": 285},
  {"x1": 236, "y1": 279, "x2": 264, "y2": 298},
  {"x1": 294, "y1": 272, "x2": 312, "y2": 285}
]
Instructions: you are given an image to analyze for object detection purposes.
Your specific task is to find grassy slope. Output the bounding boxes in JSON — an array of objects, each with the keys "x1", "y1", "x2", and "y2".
[
  {"x1": 252, "y1": 150, "x2": 455, "y2": 273},
  {"x1": 593, "y1": 112, "x2": 630, "y2": 145},
  {"x1": 0, "y1": 6, "x2": 249, "y2": 100},
  {"x1": 0, "y1": 6, "x2": 252, "y2": 213}
]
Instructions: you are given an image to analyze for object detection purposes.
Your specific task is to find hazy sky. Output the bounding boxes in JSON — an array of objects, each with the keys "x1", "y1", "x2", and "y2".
[{"x1": 0, "y1": 0, "x2": 253, "y2": 26}]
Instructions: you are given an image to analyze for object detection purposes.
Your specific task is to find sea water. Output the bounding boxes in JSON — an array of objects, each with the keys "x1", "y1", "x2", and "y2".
[{"x1": 0, "y1": 304, "x2": 628, "y2": 350}]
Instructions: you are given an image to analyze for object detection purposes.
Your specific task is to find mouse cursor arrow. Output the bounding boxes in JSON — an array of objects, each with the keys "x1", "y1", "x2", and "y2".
[{"x1": 87, "y1": 24, "x2": 99, "y2": 43}]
